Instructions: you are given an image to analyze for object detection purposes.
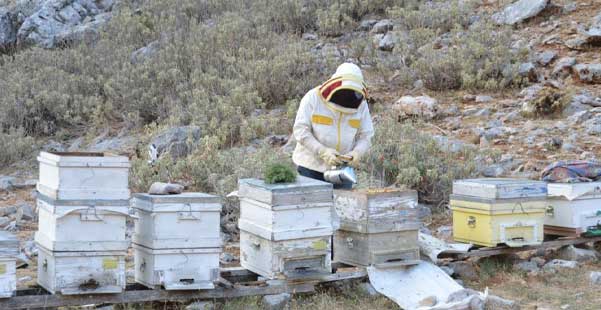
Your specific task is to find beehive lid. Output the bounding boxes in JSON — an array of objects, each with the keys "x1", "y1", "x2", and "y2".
[
  {"x1": 134, "y1": 193, "x2": 220, "y2": 204},
  {"x1": 547, "y1": 182, "x2": 601, "y2": 200},
  {"x1": 450, "y1": 194, "x2": 547, "y2": 213},
  {"x1": 238, "y1": 176, "x2": 333, "y2": 205},
  {"x1": 0, "y1": 231, "x2": 19, "y2": 257},
  {"x1": 452, "y1": 178, "x2": 547, "y2": 199},
  {"x1": 37, "y1": 151, "x2": 130, "y2": 167},
  {"x1": 132, "y1": 193, "x2": 221, "y2": 212}
]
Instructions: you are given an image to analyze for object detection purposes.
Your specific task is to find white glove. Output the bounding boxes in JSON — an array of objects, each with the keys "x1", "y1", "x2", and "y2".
[
  {"x1": 319, "y1": 148, "x2": 342, "y2": 166},
  {"x1": 345, "y1": 150, "x2": 361, "y2": 168}
]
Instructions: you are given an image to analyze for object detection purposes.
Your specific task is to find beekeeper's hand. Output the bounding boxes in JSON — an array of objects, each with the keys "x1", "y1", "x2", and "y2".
[
  {"x1": 319, "y1": 148, "x2": 342, "y2": 166},
  {"x1": 345, "y1": 151, "x2": 361, "y2": 168}
]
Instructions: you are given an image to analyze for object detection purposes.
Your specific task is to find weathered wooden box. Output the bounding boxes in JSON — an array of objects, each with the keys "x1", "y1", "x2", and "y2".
[
  {"x1": 545, "y1": 182, "x2": 601, "y2": 235},
  {"x1": 334, "y1": 230, "x2": 419, "y2": 267},
  {"x1": 240, "y1": 230, "x2": 331, "y2": 279},
  {"x1": 453, "y1": 178, "x2": 547, "y2": 200},
  {"x1": 238, "y1": 176, "x2": 333, "y2": 206},
  {"x1": 35, "y1": 194, "x2": 129, "y2": 252},
  {"x1": 37, "y1": 151, "x2": 130, "y2": 200},
  {"x1": 0, "y1": 232, "x2": 18, "y2": 298},
  {"x1": 451, "y1": 194, "x2": 546, "y2": 247},
  {"x1": 333, "y1": 189, "x2": 419, "y2": 233},
  {"x1": 37, "y1": 245, "x2": 126, "y2": 295},
  {"x1": 132, "y1": 193, "x2": 222, "y2": 249},
  {"x1": 133, "y1": 244, "x2": 220, "y2": 290}
]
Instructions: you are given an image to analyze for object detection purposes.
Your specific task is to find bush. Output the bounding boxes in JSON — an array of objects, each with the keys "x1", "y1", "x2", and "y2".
[
  {"x1": 0, "y1": 129, "x2": 36, "y2": 166},
  {"x1": 264, "y1": 163, "x2": 297, "y2": 184}
]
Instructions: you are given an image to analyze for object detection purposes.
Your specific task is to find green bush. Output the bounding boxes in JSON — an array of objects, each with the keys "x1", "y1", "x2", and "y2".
[
  {"x1": 264, "y1": 163, "x2": 297, "y2": 184},
  {"x1": 0, "y1": 129, "x2": 36, "y2": 167}
]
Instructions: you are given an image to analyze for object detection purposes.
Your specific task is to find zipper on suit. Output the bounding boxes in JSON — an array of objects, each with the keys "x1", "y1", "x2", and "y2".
[{"x1": 336, "y1": 112, "x2": 342, "y2": 152}]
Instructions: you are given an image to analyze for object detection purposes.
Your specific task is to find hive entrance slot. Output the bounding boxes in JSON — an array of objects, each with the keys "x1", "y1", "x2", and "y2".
[
  {"x1": 79, "y1": 278, "x2": 100, "y2": 291},
  {"x1": 179, "y1": 278, "x2": 195, "y2": 284}
]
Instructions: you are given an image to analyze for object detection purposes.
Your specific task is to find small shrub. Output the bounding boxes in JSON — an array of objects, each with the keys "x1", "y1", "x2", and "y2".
[
  {"x1": 521, "y1": 87, "x2": 572, "y2": 118},
  {"x1": 0, "y1": 129, "x2": 36, "y2": 166},
  {"x1": 264, "y1": 163, "x2": 297, "y2": 184}
]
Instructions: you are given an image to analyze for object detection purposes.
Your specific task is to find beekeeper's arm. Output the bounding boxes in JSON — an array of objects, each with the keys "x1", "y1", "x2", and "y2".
[
  {"x1": 293, "y1": 94, "x2": 341, "y2": 166},
  {"x1": 347, "y1": 103, "x2": 374, "y2": 166}
]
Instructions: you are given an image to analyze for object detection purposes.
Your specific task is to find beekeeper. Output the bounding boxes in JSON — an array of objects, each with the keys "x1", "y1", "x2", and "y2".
[{"x1": 292, "y1": 63, "x2": 374, "y2": 188}]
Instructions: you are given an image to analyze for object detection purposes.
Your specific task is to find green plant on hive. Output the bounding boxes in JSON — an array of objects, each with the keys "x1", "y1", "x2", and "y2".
[{"x1": 264, "y1": 163, "x2": 297, "y2": 184}]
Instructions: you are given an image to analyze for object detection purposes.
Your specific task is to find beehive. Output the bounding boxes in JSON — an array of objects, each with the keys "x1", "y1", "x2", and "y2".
[
  {"x1": 0, "y1": 232, "x2": 18, "y2": 298},
  {"x1": 35, "y1": 194, "x2": 129, "y2": 252},
  {"x1": 238, "y1": 177, "x2": 334, "y2": 279},
  {"x1": 37, "y1": 151, "x2": 130, "y2": 200},
  {"x1": 132, "y1": 193, "x2": 222, "y2": 249},
  {"x1": 133, "y1": 244, "x2": 220, "y2": 290},
  {"x1": 452, "y1": 178, "x2": 547, "y2": 200},
  {"x1": 37, "y1": 245, "x2": 126, "y2": 295},
  {"x1": 333, "y1": 189, "x2": 420, "y2": 267},
  {"x1": 545, "y1": 182, "x2": 601, "y2": 236}
]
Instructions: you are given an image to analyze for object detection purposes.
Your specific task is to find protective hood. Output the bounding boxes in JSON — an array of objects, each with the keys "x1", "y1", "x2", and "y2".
[{"x1": 318, "y1": 63, "x2": 367, "y2": 113}]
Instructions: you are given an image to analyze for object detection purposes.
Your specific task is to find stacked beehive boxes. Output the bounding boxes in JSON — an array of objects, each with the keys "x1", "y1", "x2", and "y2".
[
  {"x1": 545, "y1": 182, "x2": 601, "y2": 236},
  {"x1": 238, "y1": 176, "x2": 334, "y2": 279},
  {"x1": 35, "y1": 151, "x2": 130, "y2": 295},
  {"x1": 333, "y1": 189, "x2": 420, "y2": 267},
  {"x1": 0, "y1": 232, "x2": 18, "y2": 298},
  {"x1": 131, "y1": 193, "x2": 222, "y2": 290},
  {"x1": 451, "y1": 178, "x2": 548, "y2": 247}
]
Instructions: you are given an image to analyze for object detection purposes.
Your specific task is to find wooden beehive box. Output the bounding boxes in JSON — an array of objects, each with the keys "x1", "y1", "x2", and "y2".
[
  {"x1": 37, "y1": 246, "x2": 126, "y2": 295},
  {"x1": 35, "y1": 194, "x2": 130, "y2": 252},
  {"x1": 37, "y1": 151, "x2": 130, "y2": 200},
  {"x1": 450, "y1": 194, "x2": 546, "y2": 247},
  {"x1": 452, "y1": 178, "x2": 547, "y2": 199},
  {"x1": 239, "y1": 230, "x2": 331, "y2": 279},
  {"x1": 0, "y1": 232, "x2": 18, "y2": 298},
  {"x1": 132, "y1": 193, "x2": 222, "y2": 249},
  {"x1": 238, "y1": 176, "x2": 333, "y2": 206},
  {"x1": 133, "y1": 244, "x2": 220, "y2": 290},
  {"x1": 545, "y1": 182, "x2": 601, "y2": 236}
]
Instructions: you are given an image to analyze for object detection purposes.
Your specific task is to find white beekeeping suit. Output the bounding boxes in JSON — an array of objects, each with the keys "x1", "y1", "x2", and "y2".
[{"x1": 292, "y1": 63, "x2": 374, "y2": 174}]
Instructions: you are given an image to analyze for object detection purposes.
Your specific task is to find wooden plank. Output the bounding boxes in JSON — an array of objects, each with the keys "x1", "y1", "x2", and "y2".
[
  {"x1": 1, "y1": 282, "x2": 316, "y2": 310},
  {"x1": 441, "y1": 236, "x2": 601, "y2": 260}
]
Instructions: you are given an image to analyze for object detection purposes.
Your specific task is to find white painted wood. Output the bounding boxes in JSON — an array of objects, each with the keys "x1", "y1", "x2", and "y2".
[
  {"x1": 133, "y1": 244, "x2": 220, "y2": 290},
  {"x1": 334, "y1": 189, "x2": 420, "y2": 233},
  {"x1": 36, "y1": 245, "x2": 126, "y2": 295},
  {"x1": 238, "y1": 177, "x2": 333, "y2": 206},
  {"x1": 37, "y1": 151, "x2": 130, "y2": 200},
  {"x1": 0, "y1": 232, "x2": 19, "y2": 257},
  {"x1": 36, "y1": 195, "x2": 129, "y2": 251},
  {"x1": 0, "y1": 258, "x2": 16, "y2": 298},
  {"x1": 238, "y1": 198, "x2": 334, "y2": 241},
  {"x1": 334, "y1": 230, "x2": 419, "y2": 267},
  {"x1": 545, "y1": 197, "x2": 601, "y2": 233},
  {"x1": 453, "y1": 178, "x2": 547, "y2": 199},
  {"x1": 132, "y1": 193, "x2": 222, "y2": 249},
  {"x1": 547, "y1": 182, "x2": 601, "y2": 200},
  {"x1": 239, "y1": 230, "x2": 331, "y2": 279}
]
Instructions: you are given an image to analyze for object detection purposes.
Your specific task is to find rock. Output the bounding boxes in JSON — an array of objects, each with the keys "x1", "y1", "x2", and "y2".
[
  {"x1": 447, "y1": 289, "x2": 480, "y2": 303},
  {"x1": 0, "y1": 217, "x2": 10, "y2": 227},
  {"x1": 185, "y1": 301, "x2": 214, "y2": 310},
  {"x1": 535, "y1": 50, "x2": 557, "y2": 66},
  {"x1": 531, "y1": 256, "x2": 546, "y2": 267},
  {"x1": 440, "y1": 266, "x2": 454, "y2": 276},
  {"x1": 572, "y1": 90, "x2": 601, "y2": 107},
  {"x1": 585, "y1": 116, "x2": 601, "y2": 135},
  {"x1": 519, "y1": 62, "x2": 538, "y2": 82},
  {"x1": 0, "y1": 8, "x2": 17, "y2": 50},
  {"x1": 371, "y1": 19, "x2": 393, "y2": 34},
  {"x1": 357, "y1": 282, "x2": 379, "y2": 297},
  {"x1": 448, "y1": 261, "x2": 478, "y2": 281},
  {"x1": 394, "y1": 95, "x2": 438, "y2": 119},
  {"x1": 0, "y1": 205, "x2": 17, "y2": 217},
  {"x1": 11, "y1": 179, "x2": 36, "y2": 189},
  {"x1": 266, "y1": 135, "x2": 288, "y2": 146},
  {"x1": 151, "y1": 126, "x2": 202, "y2": 158},
  {"x1": 558, "y1": 245, "x2": 598, "y2": 263},
  {"x1": 413, "y1": 79, "x2": 424, "y2": 90},
  {"x1": 483, "y1": 165, "x2": 505, "y2": 177},
  {"x1": 16, "y1": 203, "x2": 35, "y2": 221},
  {"x1": 130, "y1": 40, "x2": 161, "y2": 64},
  {"x1": 515, "y1": 260, "x2": 540, "y2": 273},
  {"x1": 573, "y1": 64, "x2": 601, "y2": 83},
  {"x1": 462, "y1": 94, "x2": 476, "y2": 102},
  {"x1": 418, "y1": 296, "x2": 438, "y2": 307},
  {"x1": 17, "y1": 0, "x2": 115, "y2": 48},
  {"x1": 565, "y1": 37, "x2": 587, "y2": 50},
  {"x1": 520, "y1": 84, "x2": 543, "y2": 100},
  {"x1": 563, "y1": 2, "x2": 577, "y2": 13},
  {"x1": 148, "y1": 182, "x2": 184, "y2": 195},
  {"x1": 377, "y1": 32, "x2": 395, "y2": 51},
  {"x1": 492, "y1": 0, "x2": 549, "y2": 25},
  {"x1": 590, "y1": 271, "x2": 601, "y2": 285},
  {"x1": 220, "y1": 252, "x2": 236, "y2": 263},
  {"x1": 262, "y1": 293, "x2": 291, "y2": 310},
  {"x1": 43, "y1": 140, "x2": 66, "y2": 152},
  {"x1": 436, "y1": 225, "x2": 453, "y2": 239},
  {"x1": 88, "y1": 135, "x2": 135, "y2": 152},
  {"x1": 301, "y1": 33, "x2": 317, "y2": 41},
  {"x1": 551, "y1": 57, "x2": 576, "y2": 79},
  {"x1": 475, "y1": 95, "x2": 493, "y2": 103},
  {"x1": 0, "y1": 176, "x2": 16, "y2": 191},
  {"x1": 485, "y1": 295, "x2": 520, "y2": 310},
  {"x1": 358, "y1": 19, "x2": 377, "y2": 31},
  {"x1": 543, "y1": 259, "x2": 578, "y2": 271}
]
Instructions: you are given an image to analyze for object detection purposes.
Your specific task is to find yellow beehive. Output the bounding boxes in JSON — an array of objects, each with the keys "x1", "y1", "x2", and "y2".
[{"x1": 450, "y1": 195, "x2": 546, "y2": 247}]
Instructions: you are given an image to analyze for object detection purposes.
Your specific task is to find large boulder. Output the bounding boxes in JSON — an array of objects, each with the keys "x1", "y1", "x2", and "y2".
[
  {"x1": 573, "y1": 64, "x2": 601, "y2": 83},
  {"x1": 492, "y1": 0, "x2": 549, "y2": 25},
  {"x1": 150, "y1": 126, "x2": 202, "y2": 159},
  {"x1": 0, "y1": 8, "x2": 18, "y2": 50},
  {"x1": 393, "y1": 95, "x2": 439, "y2": 120},
  {"x1": 17, "y1": 0, "x2": 115, "y2": 48}
]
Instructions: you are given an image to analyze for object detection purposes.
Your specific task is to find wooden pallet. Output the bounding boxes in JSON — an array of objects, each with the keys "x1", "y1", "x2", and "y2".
[
  {"x1": 0, "y1": 266, "x2": 367, "y2": 310},
  {"x1": 544, "y1": 225, "x2": 583, "y2": 238},
  {"x1": 439, "y1": 235, "x2": 601, "y2": 261}
]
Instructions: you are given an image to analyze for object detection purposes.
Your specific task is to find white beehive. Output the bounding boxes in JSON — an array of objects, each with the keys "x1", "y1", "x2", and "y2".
[
  {"x1": 37, "y1": 245, "x2": 126, "y2": 295},
  {"x1": 37, "y1": 151, "x2": 130, "y2": 200},
  {"x1": 132, "y1": 193, "x2": 222, "y2": 249},
  {"x1": 333, "y1": 189, "x2": 421, "y2": 267},
  {"x1": 545, "y1": 182, "x2": 601, "y2": 235},
  {"x1": 238, "y1": 176, "x2": 333, "y2": 206},
  {"x1": 0, "y1": 232, "x2": 18, "y2": 298},
  {"x1": 240, "y1": 230, "x2": 331, "y2": 279},
  {"x1": 133, "y1": 244, "x2": 220, "y2": 290},
  {"x1": 35, "y1": 194, "x2": 130, "y2": 252}
]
